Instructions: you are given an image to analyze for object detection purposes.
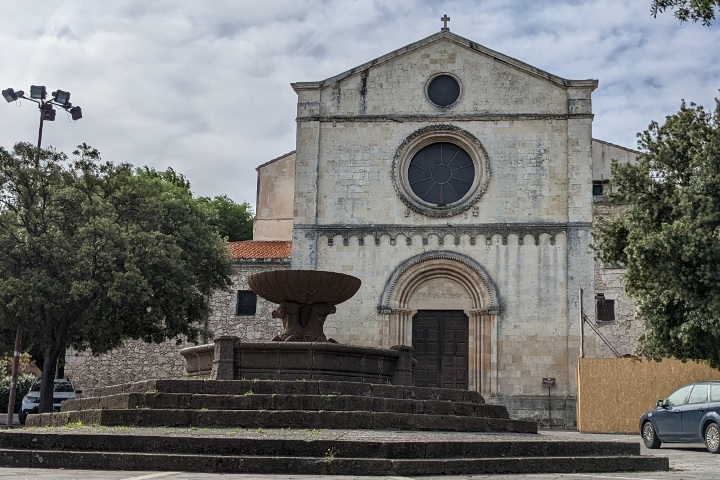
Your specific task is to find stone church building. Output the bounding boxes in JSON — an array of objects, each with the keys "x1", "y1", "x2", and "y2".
[{"x1": 66, "y1": 25, "x2": 643, "y2": 426}]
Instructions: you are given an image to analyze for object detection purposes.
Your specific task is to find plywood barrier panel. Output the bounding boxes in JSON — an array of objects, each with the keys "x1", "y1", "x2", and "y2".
[{"x1": 577, "y1": 357, "x2": 720, "y2": 433}]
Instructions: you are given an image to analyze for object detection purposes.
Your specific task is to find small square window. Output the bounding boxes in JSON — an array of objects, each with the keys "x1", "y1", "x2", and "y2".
[
  {"x1": 595, "y1": 293, "x2": 615, "y2": 322},
  {"x1": 592, "y1": 183, "x2": 604, "y2": 196},
  {"x1": 236, "y1": 290, "x2": 257, "y2": 316}
]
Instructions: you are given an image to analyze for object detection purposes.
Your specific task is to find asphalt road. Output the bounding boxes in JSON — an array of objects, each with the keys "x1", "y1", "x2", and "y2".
[{"x1": 0, "y1": 431, "x2": 716, "y2": 479}]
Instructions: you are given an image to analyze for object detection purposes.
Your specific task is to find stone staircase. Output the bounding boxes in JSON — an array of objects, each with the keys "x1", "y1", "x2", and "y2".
[{"x1": 0, "y1": 379, "x2": 669, "y2": 475}]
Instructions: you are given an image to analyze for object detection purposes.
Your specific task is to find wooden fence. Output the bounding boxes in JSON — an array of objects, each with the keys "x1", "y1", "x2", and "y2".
[{"x1": 576, "y1": 357, "x2": 720, "y2": 433}]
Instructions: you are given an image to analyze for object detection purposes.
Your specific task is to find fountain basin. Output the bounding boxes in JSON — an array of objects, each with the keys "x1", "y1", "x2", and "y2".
[
  {"x1": 248, "y1": 270, "x2": 361, "y2": 305},
  {"x1": 181, "y1": 337, "x2": 415, "y2": 385},
  {"x1": 248, "y1": 270, "x2": 362, "y2": 342}
]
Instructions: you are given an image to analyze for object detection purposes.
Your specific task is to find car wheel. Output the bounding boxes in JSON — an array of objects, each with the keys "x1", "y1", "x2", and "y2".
[
  {"x1": 705, "y1": 422, "x2": 720, "y2": 454},
  {"x1": 642, "y1": 421, "x2": 662, "y2": 449}
]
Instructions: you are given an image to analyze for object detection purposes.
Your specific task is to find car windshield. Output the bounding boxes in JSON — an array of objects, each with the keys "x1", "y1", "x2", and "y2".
[
  {"x1": 665, "y1": 385, "x2": 692, "y2": 406},
  {"x1": 29, "y1": 381, "x2": 74, "y2": 393}
]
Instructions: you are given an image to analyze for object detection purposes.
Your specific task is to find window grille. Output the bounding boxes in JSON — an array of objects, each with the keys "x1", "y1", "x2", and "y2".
[
  {"x1": 236, "y1": 290, "x2": 257, "y2": 316},
  {"x1": 595, "y1": 293, "x2": 615, "y2": 322}
]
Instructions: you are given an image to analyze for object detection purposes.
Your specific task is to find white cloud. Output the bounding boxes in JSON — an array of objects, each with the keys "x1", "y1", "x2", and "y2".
[{"x1": 1, "y1": 0, "x2": 718, "y2": 209}]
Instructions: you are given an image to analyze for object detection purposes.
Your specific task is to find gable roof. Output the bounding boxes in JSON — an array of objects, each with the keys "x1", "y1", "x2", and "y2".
[
  {"x1": 255, "y1": 150, "x2": 296, "y2": 172},
  {"x1": 227, "y1": 241, "x2": 292, "y2": 260},
  {"x1": 292, "y1": 31, "x2": 597, "y2": 92}
]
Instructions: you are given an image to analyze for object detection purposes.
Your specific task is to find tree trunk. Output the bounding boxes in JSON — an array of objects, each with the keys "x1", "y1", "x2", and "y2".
[
  {"x1": 56, "y1": 349, "x2": 65, "y2": 379},
  {"x1": 38, "y1": 348, "x2": 60, "y2": 413}
]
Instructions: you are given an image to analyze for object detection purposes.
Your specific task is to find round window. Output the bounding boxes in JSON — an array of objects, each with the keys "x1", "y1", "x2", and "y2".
[
  {"x1": 392, "y1": 125, "x2": 491, "y2": 218},
  {"x1": 408, "y1": 143, "x2": 474, "y2": 206},
  {"x1": 427, "y1": 74, "x2": 460, "y2": 107}
]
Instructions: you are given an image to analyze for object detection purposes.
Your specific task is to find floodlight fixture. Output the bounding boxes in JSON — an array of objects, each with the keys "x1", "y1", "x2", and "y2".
[
  {"x1": 2, "y1": 88, "x2": 18, "y2": 103},
  {"x1": 30, "y1": 85, "x2": 47, "y2": 100},
  {"x1": 52, "y1": 90, "x2": 71, "y2": 106},
  {"x1": 41, "y1": 103, "x2": 56, "y2": 121},
  {"x1": 69, "y1": 106, "x2": 82, "y2": 121}
]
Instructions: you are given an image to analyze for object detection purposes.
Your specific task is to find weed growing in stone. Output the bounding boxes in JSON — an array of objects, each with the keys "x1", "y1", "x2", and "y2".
[
  {"x1": 324, "y1": 446, "x2": 338, "y2": 463},
  {"x1": 256, "y1": 427, "x2": 264, "y2": 433},
  {"x1": 243, "y1": 390, "x2": 253, "y2": 396}
]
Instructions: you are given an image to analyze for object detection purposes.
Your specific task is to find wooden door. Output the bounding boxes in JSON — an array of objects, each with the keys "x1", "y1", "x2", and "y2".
[{"x1": 412, "y1": 310, "x2": 468, "y2": 389}]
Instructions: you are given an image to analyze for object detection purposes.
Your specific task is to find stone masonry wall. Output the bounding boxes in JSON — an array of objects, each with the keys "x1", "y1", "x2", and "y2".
[
  {"x1": 64, "y1": 260, "x2": 288, "y2": 390},
  {"x1": 590, "y1": 202, "x2": 643, "y2": 356}
]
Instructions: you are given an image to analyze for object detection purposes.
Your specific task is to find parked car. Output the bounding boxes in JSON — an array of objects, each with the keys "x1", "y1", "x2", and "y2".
[
  {"x1": 19, "y1": 378, "x2": 81, "y2": 425},
  {"x1": 639, "y1": 381, "x2": 720, "y2": 453}
]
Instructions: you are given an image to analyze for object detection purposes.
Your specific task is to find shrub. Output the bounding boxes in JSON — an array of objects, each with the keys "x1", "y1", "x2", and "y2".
[{"x1": 0, "y1": 374, "x2": 37, "y2": 413}]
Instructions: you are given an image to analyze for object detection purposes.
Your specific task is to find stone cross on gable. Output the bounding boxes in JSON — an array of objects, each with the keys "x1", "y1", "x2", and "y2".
[{"x1": 441, "y1": 14, "x2": 450, "y2": 32}]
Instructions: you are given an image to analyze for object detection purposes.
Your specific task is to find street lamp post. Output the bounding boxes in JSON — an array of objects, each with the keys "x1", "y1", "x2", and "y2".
[{"x1": 2, "y1": 85, "x2": 82, "y2": 426}]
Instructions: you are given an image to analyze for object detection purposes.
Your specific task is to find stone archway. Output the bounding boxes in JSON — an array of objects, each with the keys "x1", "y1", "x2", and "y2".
[{"x1": 378, "y1": 251, "x2": 500, "y2": 395}]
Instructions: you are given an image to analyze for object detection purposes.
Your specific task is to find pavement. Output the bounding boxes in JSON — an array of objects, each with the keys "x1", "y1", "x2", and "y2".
[
  {"x1": 0, "y1": 429, "x2": 716, "y2": 479},
  {"x1": 0, "y1": 414, "x2": 19, "y2": 427}
]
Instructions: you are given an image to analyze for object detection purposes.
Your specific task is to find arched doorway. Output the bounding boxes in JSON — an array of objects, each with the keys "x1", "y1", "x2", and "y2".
[{"x1": 378, "y1": 251, "x2": 500, "y2": 395}]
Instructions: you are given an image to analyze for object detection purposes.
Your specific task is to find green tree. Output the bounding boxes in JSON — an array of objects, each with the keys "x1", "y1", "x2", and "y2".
[
  {"x1": 651, "y1": 0, "x2": 720, "y2": 25},
  {"x1": 0, "y1": 143, "x2": 233, "y2": 412},
  {"x1": 197, "y1": 195, "x2": 253, "y2": 242},
  {"x1": 139, "y1": 167, "x2": 253, "y2": 242},
  {"x1": 593, "y1": 100, "x2": 720, "y2": 367}
]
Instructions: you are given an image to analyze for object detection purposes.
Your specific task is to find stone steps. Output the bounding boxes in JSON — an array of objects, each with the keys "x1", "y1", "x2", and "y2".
[
  {"x1": 26, "y1": 408, "x2": 535, "y2": 432},
  {"x1": 0, "y1": 431, "x2": 670, "y2": 475},
  {"x1": 0, "y1": 431, "x2": 651, "y2": 457},
  {"x1": 26, "y1": 379, "x2": 528, "y2": 432},
  {"x1": 65, "y1": 392, "x2": 509, "y2": 418},
  {"x1": 10, "y1": 379, "x2": 669, "y2": 475},
  {"x1": 80, "y1": 379, "x2": 485, "y2": 403}
]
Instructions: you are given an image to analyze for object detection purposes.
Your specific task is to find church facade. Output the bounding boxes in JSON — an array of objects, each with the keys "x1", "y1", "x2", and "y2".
[
  {"x1": 66, "y1": 26, "x2": 642, "y2": 426},
  {"x1": 280, "y1": 27, "x2": 640, "y2": 423}
]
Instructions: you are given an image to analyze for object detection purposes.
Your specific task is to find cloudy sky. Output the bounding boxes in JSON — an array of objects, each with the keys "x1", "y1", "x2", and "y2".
[{"x1": 1, "y1": 1, "x2": 718, "y2": 210}]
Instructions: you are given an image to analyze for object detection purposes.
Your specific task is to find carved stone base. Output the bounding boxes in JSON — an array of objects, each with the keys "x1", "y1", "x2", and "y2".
[{"x1": 271, "y1": 301, "x2": 336, "y2": 342}]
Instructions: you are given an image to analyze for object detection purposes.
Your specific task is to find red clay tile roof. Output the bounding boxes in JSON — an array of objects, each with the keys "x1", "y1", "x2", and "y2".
[{"x1": 227, "y1": 241, "x2": 292, "y2": 260}]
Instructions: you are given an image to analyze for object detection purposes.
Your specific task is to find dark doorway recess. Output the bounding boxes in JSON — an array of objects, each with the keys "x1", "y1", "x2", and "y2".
[{"x1": 412, "y1": 310, "x2": 468, "y2": 389}]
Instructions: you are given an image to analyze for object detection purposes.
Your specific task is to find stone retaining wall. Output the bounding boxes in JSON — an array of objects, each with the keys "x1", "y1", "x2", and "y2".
[{"x1": 64, "y1": 260, "x2": 288, "y2": 390}]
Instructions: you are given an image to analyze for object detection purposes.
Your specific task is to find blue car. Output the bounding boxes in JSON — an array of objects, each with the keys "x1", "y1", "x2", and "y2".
[{"x1": 640, "y1": 381, "x2": 720, "y2": 453}]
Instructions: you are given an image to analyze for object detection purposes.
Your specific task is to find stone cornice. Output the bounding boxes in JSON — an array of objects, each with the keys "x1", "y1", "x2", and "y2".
[
  {"x1": 233, "y1": 258, "x2": 291, "y2": 267},
  {"x1": 295, "y1": 223, "x2": 591, "y2": 247},
  {"x1": 296, "y1": 113, "x2": 594, "y2": 123}
]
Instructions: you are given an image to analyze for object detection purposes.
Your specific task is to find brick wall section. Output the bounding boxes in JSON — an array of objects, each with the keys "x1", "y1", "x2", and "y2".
[{"x1": 64, "y1": 260, "x2": 289, "y2": 390}]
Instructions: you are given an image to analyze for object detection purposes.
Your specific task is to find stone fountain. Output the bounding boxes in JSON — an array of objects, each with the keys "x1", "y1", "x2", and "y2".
[
  {"x1": 180, "y1": 270, "x2": 415, "y2": 385},
  {"x1": 249, "y1": 270, "x2": 361, "y2": 343}
]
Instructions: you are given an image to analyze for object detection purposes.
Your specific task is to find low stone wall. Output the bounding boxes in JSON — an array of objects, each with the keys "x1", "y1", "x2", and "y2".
[
  {"x1": 207, "y1": 336, "x2": 415, "y2": 385},
  {"x1": 488, "y1": 394, "x2": 576, "y2": 428}
]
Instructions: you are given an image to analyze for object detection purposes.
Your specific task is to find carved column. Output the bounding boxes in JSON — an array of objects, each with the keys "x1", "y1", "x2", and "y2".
[
  {"x1": 385, "y1": 308, "x2": 413, "y2": 347},
  {"x1": 379, "y1": 308, "x2": 392, "y2": 348},
  {"x1": 467, "y1": 309, "x2": 483, "y2": 392},
  {"x1": 470, "y1": 308, "x2": 499, "y2": 396}
]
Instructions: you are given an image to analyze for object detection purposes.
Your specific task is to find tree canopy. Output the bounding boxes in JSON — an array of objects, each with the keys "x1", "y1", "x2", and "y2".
[
  {"x1": 651, "y1": 0, "x2": 720, "y2": 24},
  {"x1": 0, "y1": 143, "x2": 233, "y2": 411},
  {"x1": 593, "y1": 99, "x2": 720, "y2": 367},
  {"x1": 197, "y1": 195, "x2": 253, "y2": 242},
  {"x1": 138, "y1": 167, "x2": 253, "y2": 242}
]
